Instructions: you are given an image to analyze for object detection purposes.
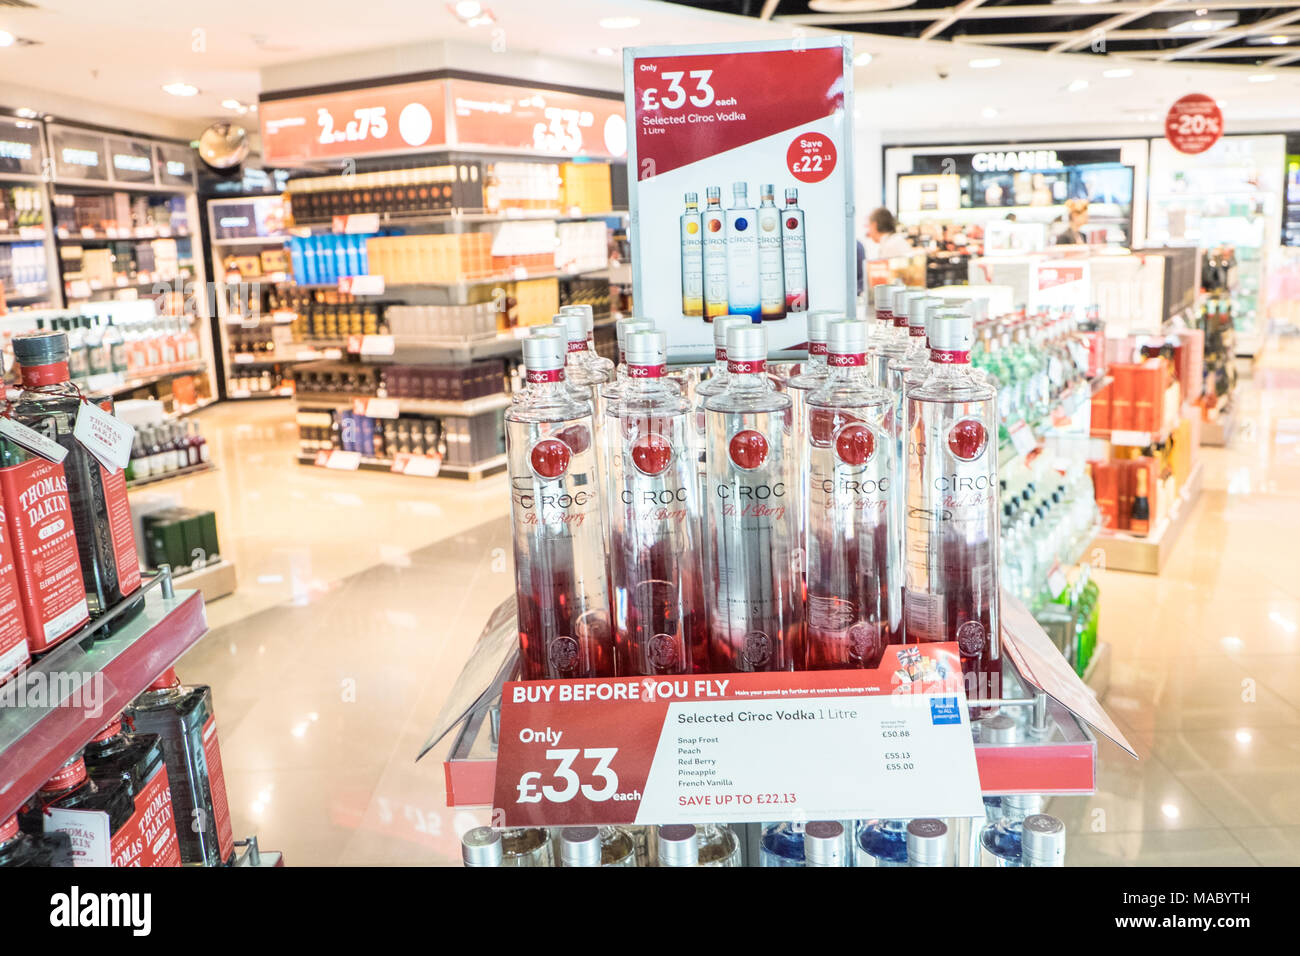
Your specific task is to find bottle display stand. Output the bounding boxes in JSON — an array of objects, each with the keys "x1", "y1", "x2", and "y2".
[
  {"x1": 0, "y1": 567, "x2": 207, "y2": 823},
  {"x1": 430, "y1": 598, "x2": 1101, "y2": 817},
  {"x1": 1091, "y1": 460, "x2": 1203, "y2": 575}
]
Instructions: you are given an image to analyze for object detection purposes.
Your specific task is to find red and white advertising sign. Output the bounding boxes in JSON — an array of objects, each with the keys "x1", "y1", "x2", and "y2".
[
  {"x1": 261, "y1": 76, "x2": 626, "y2": 165},
  {"x1": 492, "y1": 644, "x2": 985, "y2": 827},
  {"x1": 625, "y1": 37, "x2": 855, "y2": 363},
  {"x1": 1165, "y1": 94, "x2": 1223, "y2": 156}
]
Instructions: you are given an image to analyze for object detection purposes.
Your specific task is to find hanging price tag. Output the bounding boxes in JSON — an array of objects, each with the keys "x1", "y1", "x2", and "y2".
[
  {"x1": 1046, "y1": 560, "x2": 1068, "y2": 601},
  {"x1": 0, "y1": 417, "x2": 68, "y2": 464},
  {"x1": 73, "y1": 402, "x2": 134, "y2": 471},
  {"x1": 1008, "y1": 420, "x2": 1037, "y2": 459}
]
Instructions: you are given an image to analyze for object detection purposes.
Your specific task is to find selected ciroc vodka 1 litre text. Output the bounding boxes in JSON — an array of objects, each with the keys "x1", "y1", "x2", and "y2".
[{"x1": 724, "y1": 182, "x2": 761, "y2": 321}]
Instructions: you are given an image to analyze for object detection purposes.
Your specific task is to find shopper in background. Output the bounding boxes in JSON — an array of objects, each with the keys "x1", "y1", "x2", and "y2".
[
  {"x1": 865, "y1": 207, "x2": 914, "y2": 260},
  {"x1": 1055, "y1": 199, "x2": 1090, "y2": 245}
]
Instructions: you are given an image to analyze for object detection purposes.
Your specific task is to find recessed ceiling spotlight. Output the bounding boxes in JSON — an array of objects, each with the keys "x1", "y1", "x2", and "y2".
[
  {"x1": 981, "y1": 107, "x2": 999, "y2": 119},
  {"x1": 15, "y1": 107, "x2": 38, "y2": 119},
  {"x1": 221, "y1": 98, "x2": 242, "y2": 110},
  {"x1": 969, "y1": 57, "x2": 1002, "y2": 69},
  {"x1": 447, "y1": 1, "x2": 494, "y2": 26},
  {"x1": 599, "y1": 16, "x2": 641, "y2": 29},
  {"x1": 163, "y1": 82, "x2": 199, "y2": 97},
  {"x1": 1248, "y1": 73, "x2": 1277, "y2": 82},
  {"x1": 0, "y1": 30, "x2": 14, "y2": 48},
  {"x1": 1103, "y1": 67, "x2": 1134, "y2": 78},
  {"x1": 854, "y1": 52, "x2": 874, "y2": 66},
  {"x1": 1067, "y1": 79, "x2": 1090, "y2": 92},
  {"x1": 594, "y1": 47, "x2": 616, "y2": 57}
]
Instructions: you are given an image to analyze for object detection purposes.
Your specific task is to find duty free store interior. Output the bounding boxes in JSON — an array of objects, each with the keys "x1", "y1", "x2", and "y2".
[{"x1": 0, "y1": 0, "x2": 1298, "y2": 871}]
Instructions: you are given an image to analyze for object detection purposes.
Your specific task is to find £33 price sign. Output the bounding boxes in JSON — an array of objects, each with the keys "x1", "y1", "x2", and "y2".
[
  {"x1": 639, "y1": 70, "x2": 716, "y2": 111},
  {"x1": 515, "y1": 748, "x2": 620, "y2": 804}
]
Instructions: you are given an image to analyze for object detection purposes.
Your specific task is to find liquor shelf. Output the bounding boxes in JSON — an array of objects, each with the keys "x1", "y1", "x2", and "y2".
[
  {"x1": 0, "y1": 573, "x2": 208, "y2": 823},
  {"x1": 294, "y1": 391, "x2": 511, "y2": 418},
  {"x1": 125, "y1": 461, "x2": 215, "y2": 490},
  {"x1": 56, "y1": 226, "x2": 191, "y2": 241},
  {"x1": 84, "y1": 363, "x2": 209, "y2": 400},
  {"x1": 1091, "y1": 460, "x2": 1203, "y2": 574},
  {"x1": 289, "y1": 208, "x2": 626, "y2": 229},
  {"x1": 998, "y1": 374, "x2": 1109, "y2": 471},
  {"x1": 295, "y1": 451, "x2": 508, "y2": 481}
]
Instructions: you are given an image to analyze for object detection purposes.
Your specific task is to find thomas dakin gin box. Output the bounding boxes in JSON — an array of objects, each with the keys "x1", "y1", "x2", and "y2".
[
  {"x1": 0, "y1": 499, "x2": 31, "y2": 682},
  {"x1": 19, "y1": 755, "x2": 136, "y2": 867},
  {"x1": 127, "y1": 669, "x2": 235, "y2": 866},
  {"x1": 83, "y1": 716, "x2": 182, "y2": 867},
  {"x1": 0, "y1": 450, "x2": 90, "y2": 653}
]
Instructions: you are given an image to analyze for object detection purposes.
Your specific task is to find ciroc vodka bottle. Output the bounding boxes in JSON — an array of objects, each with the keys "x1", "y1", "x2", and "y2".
[
  {"x1": 785, "y1": 310, "x2": 838, "y2": 586},
  {"x1": 702, "y1": 187, "x2": 728, "y2": 320},
  {"x1": 805, "y1": 319, "x2": 899, "y2": 668},
  {"x1": 904, "y1": 307, "x2": 1001, "y2": 704},
  {"x1": 506, "y1": 331, "x2": 614, "y2": 679},
  {"x1": 703, "y1": 324, "x2": 802, "y2": 671},
  {"x1": 680, "y1": 193, "x2": 704, "y2": 318},
  {"x1": 783, "y1": 188, "x2": 807, "y2": 313},
  {"x1": 609, "y1": 331, "x2": 706, "y2": 675},
  {"x1": 757, "y1": 184, "x2": 786, "y2": 320},
  {"x1": 724, "y1": 182, "x2": 761, "y2": 321}
]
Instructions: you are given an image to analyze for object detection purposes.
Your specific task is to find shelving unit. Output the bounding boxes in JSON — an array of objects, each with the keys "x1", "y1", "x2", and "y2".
[
  {"x1": 1091, "y1": 460, "x2": 1203, "y2": 574},
  {"x1": 296, "y1": 450, "x2": 508, "y2": 481},
  {"x1": 0, "y1": 571, "x2": 208, "y2": 824}
]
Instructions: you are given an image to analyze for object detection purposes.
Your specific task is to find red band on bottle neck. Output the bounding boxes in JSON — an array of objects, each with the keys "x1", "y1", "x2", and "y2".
[
  {"x1": 909, "y1": 326, "x2": 927, "y2": 337},
  {"x1": 19, "y1": 362, "x2": 70, "y2": 388},
  {"x1": 566, "y1": 339, "x2": 586, "y2": 353},
  {"x1": 893, "y1": 316, "x2": 909, "y2": 328},
  {"x1": 714, "y1": 347, "x2": 728, "y2": 362},
  {"x1": 91, "y1": 719, "x2": 124, "y2": 744},
  {"x1": 931, "y1": 349, "x2": 970, "y2": 364},
  {"x1": 148, "y1": 667, "x2": 180, "y2": 692},
  {"x1": 827, "y1": 352, "x2": 868, "y2": 367},
  {"x1": 525, "y1": 368, "x2": 566, "y2": 384},
  {"x1": 727, "y1": 359, "x2": 767, "y2": 375},
  {"x1": 808, "y1": 342, "x2": 828, "y2": 356},
  {"x1": 0, "y1": 815, "x2": 17, "y2": 844},
  {"x1": 876, "y1": 309, "x2": 893, "y2": 324},
  {"x1": 41, "y1": 757, "x2": 87, "y2": 794},
  {"x1": 627, "y1": 363, "x2": 666, "y2": 378}
]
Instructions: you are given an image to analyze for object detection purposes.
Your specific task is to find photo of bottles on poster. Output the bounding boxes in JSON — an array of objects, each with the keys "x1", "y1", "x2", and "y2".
[{"x1": 626, "y1": 37, "x2": 856, "y2": 362}]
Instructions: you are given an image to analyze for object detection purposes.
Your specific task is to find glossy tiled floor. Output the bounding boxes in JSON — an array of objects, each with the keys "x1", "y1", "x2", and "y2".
[{"x1": 164, "y1": 336, "x2": 1300, "y2": 866}]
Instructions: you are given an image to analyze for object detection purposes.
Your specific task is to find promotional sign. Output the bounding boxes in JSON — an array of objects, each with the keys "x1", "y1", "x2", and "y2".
[
  {"x1": 447, "y1": 78, "x2": 626, "y2": 160},
  {"x1": 1165, "y1": 94, "x2": 1223, "y2": 156},
  {"x1": 493, "y1": 643, "x2": 985, "y2": 827},
  {"x1": 0, "y1": 118, "x2": 46, "y2": 178},
  {"x1": 625, "y1": 38, "x2": 856, "y2": 362},
  {"x1": 48, "y1": 127, "x2": 108, "y2": 182}
]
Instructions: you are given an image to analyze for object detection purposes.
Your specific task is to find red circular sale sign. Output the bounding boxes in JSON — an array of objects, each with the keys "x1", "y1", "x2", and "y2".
[
  {"x1": 787, "y1": 132, "x2": 837, "y2": 183},
  {"x1": 1165, "y1": 94, "x2": 1223, "y2": 155}
]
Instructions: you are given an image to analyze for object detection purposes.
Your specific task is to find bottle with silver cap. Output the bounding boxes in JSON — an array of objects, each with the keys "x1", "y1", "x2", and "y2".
[
  {"x1": 1020, "y1": 813, "x2": 1066, "y2": 867},
  {"x1": 804, "y1": 319, "x2": 899, "y2": 668},
  {"x1": 10, "y1": 329, "x2": 145, "y2": 627},
  {"x1": 869, "y1": 281, "x2": 906, "y2": 358},
  {"x1": 656, "y1": 824, "x2": 700, "y2": 867},
  {"x1": 979, "y1": 793, "x2": 1043, "y2": 866},
  {"x1": 702, "y1": 187, "x2": 728, "y2": 320},
  {"x1": 505, "y1": 329, "x2": 614, "y2": 680},
  {"x1": 603, "y1": 318, "x2": 658, "y2": 405},
  {"x1": 785, "y1": 310, "x2": 840, "y2": 590},
  {"x1": 906, "y1": 818, "x2": 952, "y2": 866},
  {"x1": 462, "y1": 825, "x2": 554, "y2": 867},
  {"x1": 903, "y1": 306, "x2": 1001, "y2": 707},
  {"x1": 757, "y1": 184, "x2": 786, "y2": 320},
  {"x1": 461, "y1": 826, "x2": 504, "y2": 867},
  {"x1": 856, "y1": 818, "x2": 910, "y2": 866},
  {"x1": 558, "y1": 825, "x2": 638, "y2": 867},
  {"x1": 702, "y1": 323, "x2": 803, "y2": 672},
  {"x1": 874, "y1": 289, "x2": 923, "y2": 393},
  {"x1": 680, "y1": 192, "x2": 705, "y2": 318},
  {"x1": 553, "y1": 309, "x2": 614, "y2": 506},
  {"x1": 759, "y1": 820, "x2": 849, "y2": 866},
  {"x1": 608, "y1": 331, "x2": 707, "y2": 676}
]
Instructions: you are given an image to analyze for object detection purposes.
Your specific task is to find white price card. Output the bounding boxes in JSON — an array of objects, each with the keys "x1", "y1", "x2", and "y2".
[
  {"x1": 333, "y1": 213, "x2": 379, "y2": 235},
  {"x1": 391, "y1": 452, "x2": 442, "y2": 477},
  {"x1": 493, "y1": 644, "x2": 986, "y2": 826},
  {"x1": 0, "y1": 416, "x2": 68, "y2": 464},
  {"x1": 339, "y1": 274, "x2": 385, "y2": 296},
  {"x1": 314, "y1": 449, "x2": 361, "y2": 471},
  {"x1": 352, "y1": 397, "x2": 400, "y2": 420},
  {"x1": 1046, "y1": 560, "x2": 1068, "y2": 601},
  {"x1": 1110, "y1": 429, "x2": 1151, "y2": 447},
  {"x1": 73, "y1": 401, "x2": 134, "y2": 472},
  {"x1": 1008, "y1": 420, "x2": 1037, "y2": 459},
  {"x1": 358, "y1": 334, "x2": 395, "y2": 357}
]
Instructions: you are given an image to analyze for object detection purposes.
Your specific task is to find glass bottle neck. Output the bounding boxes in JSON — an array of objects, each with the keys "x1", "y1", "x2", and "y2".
[
  {"x1": 726, "y1": 360, "x2": 771, "y2": 390},
  {"x1": 825, "y1": 353, "x2": 872, "y2": 386}
]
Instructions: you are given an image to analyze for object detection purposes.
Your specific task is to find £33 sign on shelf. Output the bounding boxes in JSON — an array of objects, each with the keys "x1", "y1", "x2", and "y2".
[{"x1": 514, "y1": 747, "x2": 621, "y2": 804}]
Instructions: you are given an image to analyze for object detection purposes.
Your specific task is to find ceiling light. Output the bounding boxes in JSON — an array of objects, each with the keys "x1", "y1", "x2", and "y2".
[
  {"x1": 854, "y1": 52, "x2": 874, "y2": 66},
  {"x1": 163, "y1": 82, "x2": 199, "y2": 97},
  {"x1": 14, "y1": 107, "x2": 38, "y2": 119},
  {"x1": 981, "y1": 107, "x2": 999, "y2": 118},
  {"x1": 969, "y1": 57, "x2": 1001, "y2": 69},
  {"x1": 1067, "y1": 79, "x2": 1090, "y2": 92},
  {"x1": 599, "y1": 16, "x2": 641, "y2": 29},
  {"x1": 221, "y1": 98, "x2": 243, "y2": 110},
  {"x1": 453, "y1": 0, "x2": 481, "y2": 16},
  {"x1": 1248, "y1": 73, "x2": 1277, "y2": 82},
  {"x1": 1161, "y1": 803, "x2": 1181, "y2": 820},
  {"x1": 1169, "y1": 13, "x2": 1237, "y2": 34},
  {"x1": 1235, "y1": 729, "x2": 1253, "y2": 744},
  {"x1": 1103, "y1": 68, "x2": 1134, "y2": 78},
  {"x1": 0, "y1": 31, "x2": 13, "y2": 48},
  {"x1": 1269, "y1": 34, "x2": 1290, "y2": 44},
  {"x1": 594, "y1": 47, "x2": 616, "y2": 57}
]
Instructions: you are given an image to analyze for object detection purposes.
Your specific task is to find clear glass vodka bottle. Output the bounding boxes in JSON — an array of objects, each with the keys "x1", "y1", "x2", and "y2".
[
  {"x1": 505, "y1": 331, "x2": 614, "y2": 680},
  {"x1": 979, "y1": 794, "x2": 1043, "y2": 866},
  {"x1": 869, "y1": 281, "x2": 905, "y2": 362},
  {"x1": 554, "y1": 309, "x2": 614, "y2": 506},
  {"x1": 607, "y1": 331, "x2": 707, "y2": 676},
  {"x1": 724, "y1": 182, "x2": 760, "y2": 321},
  {"x1": 782, "y1": 188, "x2": 807, "y2": 313},
  {"x1": 702, "y1": 186, "x2": 728, "y2": 321},
  {"x1": 703, "y1": 323, "x2": 802, "y2": 671},
  {"x1": 757, "y1": 183, "x2": 786, "y2": 320},
  {"x1": 679, "y1": 192, "x2": 704, "y2": 318},
  {"x1": 904, "y1": 307, "x2": 1002, "y2": 705},
  {"x1": 558, "y1": 825, "x2": 638, "y2": 867},
  {"x1": 805, "y1": 319, "x2": 899, "y2": 668},
  {"x1": 875, "y1": 289, "x2": 921, "y2": 391},
  {"x1": 784, "y1": 310, "x2": 837, "y2": 588}
]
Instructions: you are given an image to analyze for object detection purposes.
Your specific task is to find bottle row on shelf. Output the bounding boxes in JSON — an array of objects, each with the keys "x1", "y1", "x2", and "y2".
[
  {"x1": 0, "y1": 241, "x2": 49, "y2": 295},
  {"x1": 464, "y1": 798, "x2": 1065, "y2": 867},
  {"x1": 125, "y1": 420, "x2": 210, "y2": 484},
  {"x1": 15, "y1": 307, "x2": 203, "y2": 383},
  {"x1": 292, "y1": 358, "x2": 506, "y2": 403},
  {"x1": 273, "y1": 290, "x2": 387, "y2": 342},
  {"x1": 3, "y1": 669, "x2": 234, "y2": 868},
  {"x1": 0, "y1": 186, "x2": 44, "y2": 234},
  {"x1": 53, "y1": 192, "x2": 188, "y2": 238},
  {"x1": 296, "y1": 407, "x2": 502, "y2": 468}
]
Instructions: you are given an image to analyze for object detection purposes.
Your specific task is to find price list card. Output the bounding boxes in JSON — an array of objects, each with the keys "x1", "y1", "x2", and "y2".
[{"x1": 494, "y1": 644, "x2": 985, "y2": 826}]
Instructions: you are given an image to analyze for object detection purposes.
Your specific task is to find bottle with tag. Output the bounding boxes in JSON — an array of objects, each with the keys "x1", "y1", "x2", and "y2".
[{"x1": 10, "y1": 331, "x2": 143, "y2": 628}]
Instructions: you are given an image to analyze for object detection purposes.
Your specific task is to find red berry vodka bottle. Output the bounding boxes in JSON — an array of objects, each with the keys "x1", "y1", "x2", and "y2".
[
  {"x1": 784, "y1": 310, "x2": 838, "y2": 587},
  {"x1": 506, "y1": 330, "x2": 614, "y2": 679},
  {"x1": 608, "y1": 331, "x2": 706, "y2": 675},
  {"x1": 904, "y1": 306, "x2": 1001, "y2": 703},
  {"x1": 876, "y1": 290, "x2": 923, "y2": 391},
  {"x1": 555, "y1": 309, "x2": 615, "y2": 534},
  {"x1": 869, "y1": 281, "x2": 905, "y2": 357},
  {"x1": 805, "y1": 319, "x2": 899, "y2": 668},
  {"x1": 703, "y1": 324, "x2": 803, "y2": 671}
]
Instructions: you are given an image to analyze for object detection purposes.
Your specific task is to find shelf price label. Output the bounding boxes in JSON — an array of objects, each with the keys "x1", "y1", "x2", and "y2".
[
  {"x1": 1008, "y1": 419, "x2": 1038, "y2": 460},
  {"x1": 492, "y1": 645, "x2": 985, "y2": 827},
  {"x1": 391, "y1": 452, "x2": 441, "y2": 477},
  {"x1": 314, "y1": 449, "x2": 361, "y2": 471},
  {"x1": 353, "y1": 397, "x2": 400, "y2": 420},
  {"x1": 338, "y1": 275, "x2": 385, "y2": 296}
]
